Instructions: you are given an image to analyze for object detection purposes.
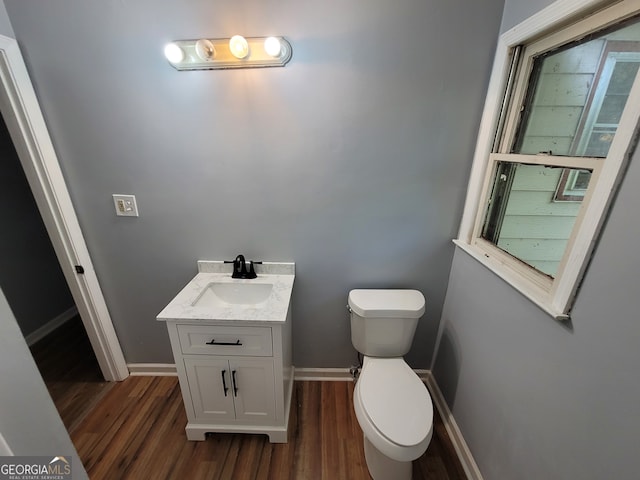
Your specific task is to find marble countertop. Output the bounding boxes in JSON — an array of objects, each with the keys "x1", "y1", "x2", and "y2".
[{"x1": 156, "y1": 261, "x2": 295, "y2": 324}]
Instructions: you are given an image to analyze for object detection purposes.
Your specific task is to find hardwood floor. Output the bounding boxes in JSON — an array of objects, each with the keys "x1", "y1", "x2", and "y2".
[
  {"x1": 29, "y1": 315, "x2": 115, "y2": 433},
  {"x1": 31, "y1": 320, "x2": 467, "y2": 479}
]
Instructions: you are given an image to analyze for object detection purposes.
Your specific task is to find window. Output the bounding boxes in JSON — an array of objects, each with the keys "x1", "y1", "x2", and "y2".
[
  {"x1": 456, "y1": 0, "x2": 640, "y2": 320},
  {"x1": 554, "y1": 169, "x2": 592, "y2": 201}
]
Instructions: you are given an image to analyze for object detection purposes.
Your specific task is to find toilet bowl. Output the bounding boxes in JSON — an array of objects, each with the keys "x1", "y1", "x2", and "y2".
[
  {"x1": 354, "y1": 357, "x2": 433, "y2": 479},
  {"x1": 348, "y1": 289, "x2": 433, "y2": 480}
]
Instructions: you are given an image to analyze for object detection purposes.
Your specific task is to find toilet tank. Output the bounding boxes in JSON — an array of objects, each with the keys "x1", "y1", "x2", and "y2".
[{"x1": 348, "y1": 289, "x2": 425, "y2": 357}]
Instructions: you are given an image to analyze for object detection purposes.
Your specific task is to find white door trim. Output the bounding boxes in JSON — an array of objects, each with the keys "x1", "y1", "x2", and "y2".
[{"x1": 0, "y1": 34, "x2": 128, "y2": 381}]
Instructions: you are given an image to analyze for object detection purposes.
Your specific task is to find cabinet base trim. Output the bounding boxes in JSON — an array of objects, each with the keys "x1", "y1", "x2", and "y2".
[{"x1": 186, "y1": 422, "x2": 288, "y2": 443}]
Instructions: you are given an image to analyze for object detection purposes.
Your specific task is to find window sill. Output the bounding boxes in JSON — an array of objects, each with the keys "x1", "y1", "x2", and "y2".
[{"x1": 452, "y1": 239, "x2": 571, "y2": 322}]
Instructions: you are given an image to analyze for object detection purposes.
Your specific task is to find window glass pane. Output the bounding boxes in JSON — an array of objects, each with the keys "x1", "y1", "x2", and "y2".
[
  {"x1": 482, "y1": 162, "x2": 592, "y2": 277},
  {"x1": 514, "y1": 17, "x2": 640, "y2": 157}
]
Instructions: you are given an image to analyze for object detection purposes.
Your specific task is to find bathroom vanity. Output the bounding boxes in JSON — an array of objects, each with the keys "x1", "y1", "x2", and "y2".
[{"x1": 157, "y1": 260, "x2": 294, "y2": 443}]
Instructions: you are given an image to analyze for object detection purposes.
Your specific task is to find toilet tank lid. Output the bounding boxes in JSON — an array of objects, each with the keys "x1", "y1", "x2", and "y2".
[{"x1": 348, "y1": 289, "x2": 425, "y2": 318}]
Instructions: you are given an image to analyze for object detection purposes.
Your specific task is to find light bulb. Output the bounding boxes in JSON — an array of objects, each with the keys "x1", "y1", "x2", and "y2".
[
  {"x1": 229, "y1": 35, "x2": 249, "y2": 59},
  {"x1": 195, "y1": 39, "x2": 216, "y2": 61},
  {"x1": 264, "y1": 37, "x2": 282, "y2": 57},
  {"x1": 164, "y1": 43, "x2": 185, "y2": 64}
]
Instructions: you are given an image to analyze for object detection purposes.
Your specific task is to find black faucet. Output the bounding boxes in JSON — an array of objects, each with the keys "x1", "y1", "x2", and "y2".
[{"x1": 225, "y1": 254, "x2": 261, "y2": 279}]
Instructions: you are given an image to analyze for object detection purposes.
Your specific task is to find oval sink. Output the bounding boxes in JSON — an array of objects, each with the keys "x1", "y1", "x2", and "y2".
[{"x1": 193, "y1": 282, "x2": 273, "y2": 307}]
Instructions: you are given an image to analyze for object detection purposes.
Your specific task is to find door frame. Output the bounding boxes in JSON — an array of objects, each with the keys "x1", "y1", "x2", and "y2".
[{"x1": 0, "y1": 35, "x2": 128, "y2": 381}]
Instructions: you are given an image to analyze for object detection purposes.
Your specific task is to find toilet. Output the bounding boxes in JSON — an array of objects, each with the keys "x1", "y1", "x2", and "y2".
[{"x1": 348, "y1": 289, "x2": 433, "y2": 480}]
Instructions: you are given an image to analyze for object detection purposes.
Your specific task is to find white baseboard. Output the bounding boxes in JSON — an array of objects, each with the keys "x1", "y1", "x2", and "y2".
[
  {"x1": 424, "y1": 372, "x2": 484, "y2": 480},
  {"x1": 25, "y1": 306, "x2": 78, "y2": 346},
  {"x1": 126, "y1": 365, "x2": 356, "y2": 380},
  {"x1": 127, "y1": 365, "x2": 354, "y2": 380},
  {"x1": 124, "y1": 365, "x2": 432, "y2": 382},
  {"x1": 127, "y1": 363, "x2": 177, "y2": 376},
  {"x1": 294, "y1": 368, "x2": 354, "y2": 381},
  {"x1": 292, "y1": 367, "x2": 432, "y2": 382}
]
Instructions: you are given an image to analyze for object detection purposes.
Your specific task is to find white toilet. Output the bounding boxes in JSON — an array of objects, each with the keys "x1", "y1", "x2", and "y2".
[{"x1": 348, "y1": 289, "x2": 433, "y2": 480}]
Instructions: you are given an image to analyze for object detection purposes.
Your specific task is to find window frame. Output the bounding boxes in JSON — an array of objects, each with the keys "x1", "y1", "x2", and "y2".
[
  {"x1": 455, "y1": 0, "x2": 640, "y2": 320},
  {"x1": 572, "y1": 44, "x2": 640, "y2": 156},
  {"x1": 554, "y1": 169, "x2": 592, "y2": 201}
]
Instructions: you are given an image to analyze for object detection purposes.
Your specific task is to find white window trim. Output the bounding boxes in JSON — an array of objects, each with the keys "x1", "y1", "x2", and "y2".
[{"x1": 456, "y1": 0, "x2": 640, "y2": 321}]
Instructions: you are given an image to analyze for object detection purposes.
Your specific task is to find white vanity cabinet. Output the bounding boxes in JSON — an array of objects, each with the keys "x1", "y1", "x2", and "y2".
[
  {"x1": 166, "y1": 318, "x2": 292, "y2": 442},
  {"x1": 184, "y1": 356, "x2": 276, "y2": 422},
  {"x1": 157, "y1": 261, "x2": 295, "y2": 444}
]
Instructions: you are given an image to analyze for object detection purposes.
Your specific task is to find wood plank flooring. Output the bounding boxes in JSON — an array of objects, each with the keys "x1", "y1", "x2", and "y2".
[
  {"x1": 29, "y1": 315, "x2": 115, "y2": 433},
  {"x1": 31, "y1": 318, "x2": 467, "y2": 479}
]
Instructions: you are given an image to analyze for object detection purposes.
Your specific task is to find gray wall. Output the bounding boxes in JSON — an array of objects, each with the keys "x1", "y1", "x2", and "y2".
[
  {"x1": 433, "y1": 0, "x2": 640, "y2": 478},
  {"x1": 0, "y1": 5, "x2": 85, "y2": 476},
  {"x1": 0, "y1": 287, "x2": 87, "y2": 479},
  {"x1": 499, "y1": 0, "x2": 555, "y2": 32},
  {"x1": 0, "y1": 113, "x2": 75, "y2": 338},
  {"x1": 3, "y1": 0, "x2": 505, "y2": 367},
  {"x1": 0, "y1": 0, "x2": 12, "y2": 37}
]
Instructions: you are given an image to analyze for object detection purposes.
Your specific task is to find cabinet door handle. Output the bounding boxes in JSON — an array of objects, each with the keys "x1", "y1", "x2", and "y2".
[
  {"x1": 206, "y1": 339, "x2": 243, "y2": 346},
  {"x1": 231, "y1": 370, "x2": 239, "y2": 397},
  {"x1": 221, "y1": 369, "x2": 229, "y2": 397}
]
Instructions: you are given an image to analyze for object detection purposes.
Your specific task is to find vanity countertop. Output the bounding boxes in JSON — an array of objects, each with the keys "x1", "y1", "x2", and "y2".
[{"x1": 156, "y1": 261, "x2": 295, "y2": 324}]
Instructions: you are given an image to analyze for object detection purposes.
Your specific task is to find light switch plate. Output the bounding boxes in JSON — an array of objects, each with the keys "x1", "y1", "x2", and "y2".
[{"x1": 112, "y1": 194, "x2": 139, "y2": 217}]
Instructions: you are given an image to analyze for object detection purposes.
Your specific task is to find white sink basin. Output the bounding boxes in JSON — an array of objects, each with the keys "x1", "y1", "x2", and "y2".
[
  {"x1": 193, "y1": 282, "x2": 273, "y2": 307},
  {"x1": 156, "y1": 262, "x2": 295, "y2": 322}
]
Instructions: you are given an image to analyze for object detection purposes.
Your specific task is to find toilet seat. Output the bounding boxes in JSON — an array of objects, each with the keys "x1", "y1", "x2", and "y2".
[{"x1": 354, "y1": 357, "x2": 433, "y2": 462}]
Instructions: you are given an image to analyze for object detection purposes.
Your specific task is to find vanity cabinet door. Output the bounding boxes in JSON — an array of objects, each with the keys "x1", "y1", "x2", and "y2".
[
  {"x1": 229, "y1": 358, "x2": 276, "y2": 423},
  {"x1": 184, "y1": 356, "x2": 277, "y2": 424},
  {"x1": 184, "y1": 357, "x2": 235, "y2": 421}
]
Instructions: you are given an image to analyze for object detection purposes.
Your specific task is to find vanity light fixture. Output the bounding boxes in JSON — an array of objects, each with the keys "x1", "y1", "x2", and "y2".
[{"x1": 164, "y1": 35, "x2": 292, "y2": 70}]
